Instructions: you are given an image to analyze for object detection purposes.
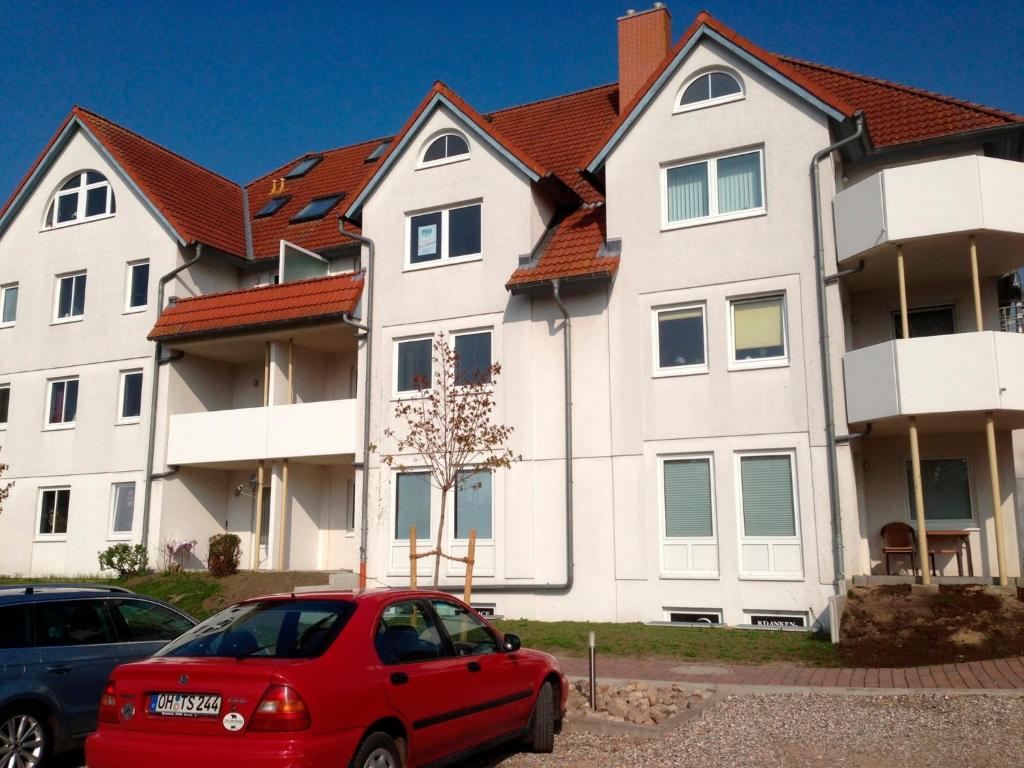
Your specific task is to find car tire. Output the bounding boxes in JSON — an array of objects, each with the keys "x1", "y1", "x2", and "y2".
[
  {"x1": 0, "y1": 704, "x2": 52, "y2": 768},
  {"x1": 350, "y1": 731, "x2": 402, "y2": 768},
  {"x1": 524, "y1": 681, "x2": 556, "y2": 754}
]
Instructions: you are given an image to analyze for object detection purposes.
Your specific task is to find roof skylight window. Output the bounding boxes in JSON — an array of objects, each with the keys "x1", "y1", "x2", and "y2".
[
  {"x1": 289, "y1": 193, "x2": 345, "y2": 223},
  {"x1": 365, "y1": 140, "x2": 392, "y2": 162},
  {"x1": 255, "y1": 195, "x2": 291, "y2": 218},
  {"x1": 284, "y1": 155, "x2": 323, "y2": 179}
]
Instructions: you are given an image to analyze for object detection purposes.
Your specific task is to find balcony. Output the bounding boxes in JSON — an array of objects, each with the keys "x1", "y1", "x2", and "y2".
[
  {"x1": 833, "y1": 156, "x2": 1024, "y2": 272},
  {"x1": 166, "y1": 399, "x2": 357, "y2": 467},
  {"x1": 844, "y1": 331, "x2": 1024, "y2": 427}
]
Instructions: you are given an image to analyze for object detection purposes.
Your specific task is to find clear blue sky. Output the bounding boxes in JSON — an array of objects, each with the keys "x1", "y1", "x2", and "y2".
[{"x1": 1, "y1": 0, "x2": 1022, "y2": 198}]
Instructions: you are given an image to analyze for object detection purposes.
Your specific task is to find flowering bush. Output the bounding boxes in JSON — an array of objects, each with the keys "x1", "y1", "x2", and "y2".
[{"x1": 164, "y1": 538, "x2": 197, "y2": 572}]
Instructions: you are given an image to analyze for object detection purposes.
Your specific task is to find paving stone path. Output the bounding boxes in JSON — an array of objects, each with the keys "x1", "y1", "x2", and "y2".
[{"x1": 557, "y1": 654, "x2": 1024, "y2": 690}]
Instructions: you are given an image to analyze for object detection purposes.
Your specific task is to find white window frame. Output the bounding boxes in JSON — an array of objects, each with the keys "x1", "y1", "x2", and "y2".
[
  {"x1": 0, "y1": 283, "x2": 17, "y2": 328},
  {"x1": 661, "y1": 147, "x2": 766, "y2": 231},
  {"x1": 393, "y1": 335, "x2": 434, "y2": 398},
  {"x1": 44, "y1": 376, "x2": 79, "y2": 430},
  {"x1": 124, "y1": 260, "x2": 150, "y2": 313},
  {"x1": 52, "y1": 271, "x2": 87, "y2": 324},
  {"x1": 735, "y1": 449, "x2": 803, "y2": 580},
  {"x1": 728, "y1": 292, "x2": 789, "y2": 371},
  {"x1": 36, "y1": 486, "x2": 71, "y2": 541},
  {"x1": 117, "y1": 369, "x2": 144, "y2": 425},
  {"x1": 404, "y1": 201, "x2": 483, "y2": 271},
  {"x1": 418, "y1": 131, "x2": 471, "y2": 170},
  {"x1": 43, "y1": 170, "x2": 116, "y2": 230},
  {"x1": 652, "y1": 302, "x2": 708, "y2": 377},
  {"x1": 451, "y1": 328, "x2": 494, "y2": 388},
  {"x1": 109, "y1": 481, "x2": 136, "y2": 539},
  {"x1": 663, "y1": 607, "x2": 724, "y2": 625},
  {"x1": 0, "y1": 383, "x2": 9, "y2": 430},
  {"x1": 658, "y1": 453, "x2": 719, "y2": 579},
  {"x1": 903, "y1": 454, "x2": 978, "y2": 531},
  {"x1": 674, "y1": 69, "x2": 745, "y2": 114}
]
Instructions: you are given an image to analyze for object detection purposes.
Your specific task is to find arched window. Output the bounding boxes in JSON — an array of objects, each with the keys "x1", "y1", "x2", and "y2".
[
  {"x1": 44, "y1": 170, "x2": 116, "y2": 228},
  {"x1": 677, "y1": 71, "x2": 743, "y2": 111},
  {"x1": 421, "y1": 133, "x2": 470, "y2": 165}
]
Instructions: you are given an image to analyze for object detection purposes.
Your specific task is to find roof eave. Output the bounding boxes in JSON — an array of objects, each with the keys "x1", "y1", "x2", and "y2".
[
  {"x1": 506, "y1": 268, "x2": 615, "y2": 295},
  {"x1": 149, "y1": 310, "x2": 359, "y2": 345}
]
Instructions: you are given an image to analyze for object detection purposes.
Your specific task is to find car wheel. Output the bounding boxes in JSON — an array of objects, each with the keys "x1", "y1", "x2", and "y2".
[
  {"x1": 524, "y1": 681, "x2": 555, "y2": 754},
  {"x1": 0, "y1": 705, "x2": 52, "y2": 768},
  {"x1": 351, "y1": 731, "x2": 402, "y2": 768}
]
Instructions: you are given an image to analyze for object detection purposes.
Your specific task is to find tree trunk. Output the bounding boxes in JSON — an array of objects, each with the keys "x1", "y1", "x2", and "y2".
[{"x1": 433, "y1": 488, "x2": 448, "y2": 588}]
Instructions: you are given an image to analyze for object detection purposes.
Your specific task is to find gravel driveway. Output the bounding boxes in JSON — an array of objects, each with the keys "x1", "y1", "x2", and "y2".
[
  {"x1": 53, "y1": 693, "x2": 1024, "y2": 768},
  {"x1": 464, "y1": 693, "x2": 1024, "y2": 768}
]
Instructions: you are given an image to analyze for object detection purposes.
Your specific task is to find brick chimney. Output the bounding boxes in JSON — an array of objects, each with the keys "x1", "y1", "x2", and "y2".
[{"x1": 617, "y1": 4, "x2": 672, "y2": 111}]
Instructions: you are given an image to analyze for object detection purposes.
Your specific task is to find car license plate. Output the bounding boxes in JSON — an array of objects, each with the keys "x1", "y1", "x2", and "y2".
[{"x1": 148, "y1": 692, "x2": 222, "y2": 717}]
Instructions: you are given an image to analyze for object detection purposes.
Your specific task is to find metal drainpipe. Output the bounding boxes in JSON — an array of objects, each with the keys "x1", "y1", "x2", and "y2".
[
  {"x1": 470, "y1": 278, "x2": 575, "y2": 594},
  {"x1": 140, "y1": 244, "x2": 204, "y2": 554},
  {"x1": 335, "y1": 219, "x2": 374, "y2": 591},
  {"x1": 810, "y1": 112, "x2": 865, "y2": 593}
]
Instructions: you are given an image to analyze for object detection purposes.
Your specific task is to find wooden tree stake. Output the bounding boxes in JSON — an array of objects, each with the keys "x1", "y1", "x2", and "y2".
[
  {"x1": 409, "y1": 524, "x2": 417, "y2": 590},
  {"x1": 463, "y1": 528, "x2": 477, "y2": 604}
]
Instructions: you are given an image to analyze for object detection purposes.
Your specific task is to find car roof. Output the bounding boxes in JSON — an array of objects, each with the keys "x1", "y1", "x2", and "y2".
[
  {"x1": 237, "y1": 588, "x2": 456, "y2": 607},
  {"x1": 0, "y1": 583, "x2": 135, "y2": 604}
]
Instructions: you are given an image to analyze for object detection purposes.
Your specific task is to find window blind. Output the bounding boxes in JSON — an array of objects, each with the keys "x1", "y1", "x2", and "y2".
[
  {"x1": 717, "y1": 152, "x2": 762, "y2": 214},
  {"x1": 666, "y1": 163, "x2": 709, "y2": 221},
  {"x1": 396, "y1": 472, "x2": 431, "y2": 539},
  {"x1": 733, "y1": 297, "x2": 784, "y2": 356},
  {"x1": 740, "y1": 455, "x2": 796, "y2": 537},
  {"x1": 663, "y1": 458, "x2": 713, "y2": 538},
  {"x1": 455, "y1": 470, "x2": 492, "y2": 539}
]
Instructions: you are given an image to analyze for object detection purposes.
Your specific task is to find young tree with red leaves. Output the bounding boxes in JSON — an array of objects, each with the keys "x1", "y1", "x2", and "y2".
[
  {"x1": 378, "y1": 335, "x2": 518, "y2": 588},
  {"x1": 0, "y1": 451, "x2": 12, "y2": 517}
]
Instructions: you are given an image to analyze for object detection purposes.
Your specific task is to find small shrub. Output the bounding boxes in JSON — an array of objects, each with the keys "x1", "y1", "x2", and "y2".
[
  {"x1": 98, "y1": 543, "x2": 149, "y2": 578},
  {"x1": 163, "y1": 538, "x2": 197, "y2": 572},
  {"x1": 207, "y1": 533, "x2": 241, "y2": 577}
]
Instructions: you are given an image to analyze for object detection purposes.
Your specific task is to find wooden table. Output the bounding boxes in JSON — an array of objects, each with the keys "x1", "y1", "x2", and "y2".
[{"x1": 926, "y1": 530, "x2": 974, "y2": 576}]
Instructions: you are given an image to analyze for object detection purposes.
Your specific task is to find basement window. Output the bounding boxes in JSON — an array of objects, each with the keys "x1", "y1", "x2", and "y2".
[
  {"x1": 290, "y1": 193, "x2": 345, "y2": 223},
  {"x1": 284, "y1": 156, "x2": 323, "y2": 179},
  {"x1": 255, "y1": 195, "x2": 291, "y2": 218}
]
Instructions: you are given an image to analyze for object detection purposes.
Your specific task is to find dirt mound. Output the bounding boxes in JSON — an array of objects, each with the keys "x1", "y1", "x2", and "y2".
[
  {"x1": 201, "y1": 570, "x2": 330, "y2": 614},
  {"x1": 840, "y1": 584, "x2": 1024, "y2": 667}
]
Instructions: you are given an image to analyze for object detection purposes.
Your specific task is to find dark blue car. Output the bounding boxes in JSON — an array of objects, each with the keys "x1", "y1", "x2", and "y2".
[{"x1": 0, "y1": 584, "x2": 195, "y2": 766}]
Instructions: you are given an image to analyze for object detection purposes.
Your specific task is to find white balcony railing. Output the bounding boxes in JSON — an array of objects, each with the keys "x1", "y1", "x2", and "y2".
[
  {"x1": 167, "y1": 399, "x2": 357, "y2": 466},
  {"x1": 844, "y1": 331, "x2": 1024, "y2": 423},
  {"x1": 834, "y1": 156, "x2": 1024, "y2": 262}
]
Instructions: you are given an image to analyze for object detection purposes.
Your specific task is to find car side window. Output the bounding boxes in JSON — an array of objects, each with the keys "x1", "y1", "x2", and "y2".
[
  {"x1": 108, "y1": 599, "x2": 193, "y2": 642},
  {"x1": 375, "y1": 600, "x2": 447, "y2": 665},
  {"x1": 430, "y1": 599, "x2": 499, "y2": 657},
  {"x1": 34, "y1": 600, "x2": 116, "y2": 646},
  {"x1": 0, "y1": 605, "x2": 33, "y2": 648}
]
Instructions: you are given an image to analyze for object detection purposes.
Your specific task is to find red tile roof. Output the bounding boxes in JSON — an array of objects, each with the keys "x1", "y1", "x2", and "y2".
[
  {"x1": 780, "y1": 56, "x2": 1024, "y2": 148},
  {"x1": 148, "y1": 273, "x2": 364, "y2": 341},
  {"x1": 506, "y1": 204, "x2": 617, "y2": 290}
]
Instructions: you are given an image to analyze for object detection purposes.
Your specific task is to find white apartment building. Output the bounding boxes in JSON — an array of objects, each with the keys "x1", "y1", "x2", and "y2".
[{"x1": 2, "y1": 7, "x2": 1022, "y2": 628}]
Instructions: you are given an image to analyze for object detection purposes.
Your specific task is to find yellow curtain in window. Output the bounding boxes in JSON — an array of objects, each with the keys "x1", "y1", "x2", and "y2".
[{"x1": 734, "y1": 299, "x2": 783, "y2": 349}]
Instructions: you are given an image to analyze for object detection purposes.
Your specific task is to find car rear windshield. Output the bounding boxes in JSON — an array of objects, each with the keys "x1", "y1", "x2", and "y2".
[{"x1": 156, "y1": 600, "x2": 354, "y2": 659}]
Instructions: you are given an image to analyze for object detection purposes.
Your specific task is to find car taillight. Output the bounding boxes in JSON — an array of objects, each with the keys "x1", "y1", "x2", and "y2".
[
  {"x1": 98, "y1": 680, "x2": 119, "y2": 724},
  {"x1": 249, "y1": 685, "x2": 311, "y2": 732}
]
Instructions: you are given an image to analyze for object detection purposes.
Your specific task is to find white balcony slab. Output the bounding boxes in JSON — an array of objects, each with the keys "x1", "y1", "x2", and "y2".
[
  {"x1": 834, "y1": 156, "x2": 1024, "y2": 261},
  {"x1": 167, "y1": 399, "x2": 357, "y2": 466},
  {"x1": 844, "y1": 331, "x2": 1024, "y2": 423}
]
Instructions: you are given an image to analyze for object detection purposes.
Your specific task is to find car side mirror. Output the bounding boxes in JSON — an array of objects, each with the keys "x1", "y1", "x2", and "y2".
[{"x1": 502, "y1": 633, "x2": 521, "y2": 653}]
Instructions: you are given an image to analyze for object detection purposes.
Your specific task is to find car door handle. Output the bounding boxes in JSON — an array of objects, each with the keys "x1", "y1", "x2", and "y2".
[
  {"x1": 467, "y1": 661, "x2": 481, "y2": 672},
  {"x1": 390, "y1": 672, "x2": 409, "y2": 685},
  {"x1": 46, "y1": 664, "x2": 72, "y2": 675}
]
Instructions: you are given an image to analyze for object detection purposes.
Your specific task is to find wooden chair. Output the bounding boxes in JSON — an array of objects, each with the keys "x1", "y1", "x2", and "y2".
[{"x1": 880, "y1": 522, "x2": 918, "y2": 575}]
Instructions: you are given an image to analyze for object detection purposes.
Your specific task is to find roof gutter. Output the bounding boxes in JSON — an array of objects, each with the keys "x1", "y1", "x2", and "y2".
[
  {"x1": 810, "y1": 111, "x2": 865, "y2": 595},
  {"x1": 141, "y1": 243, "x2": 204, "y2": 554},
  {"x1": 336, "y1": 218, "x2": 374, "y2": 591}
]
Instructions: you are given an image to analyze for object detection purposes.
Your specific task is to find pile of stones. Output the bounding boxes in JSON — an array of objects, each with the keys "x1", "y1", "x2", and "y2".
[{"x1": 565, "y1": 680, "x2": 712, "y2": 726}]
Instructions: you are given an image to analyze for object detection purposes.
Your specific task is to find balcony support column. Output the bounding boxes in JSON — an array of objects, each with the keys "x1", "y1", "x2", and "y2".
[
  {"x1": 970, "y1": 234, "x2": 984, "y2": 331},
  {"x1": 898, "y1": 244, "x2": 931, "y2": 583},
  {"x1": 277, "y1": 458, "x2": 290, "y2": 571},
  {"x1": 984, "y1": 413, "x2": 1009, "y2": 586},
  {"x1": 252, "y1": 461, "x2": 266, "y2": 571}
]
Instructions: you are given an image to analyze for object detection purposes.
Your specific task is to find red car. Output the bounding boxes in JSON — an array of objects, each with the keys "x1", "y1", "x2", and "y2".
[{"x1": 85, "y1": 589, "x2": 566, "y2": 768}]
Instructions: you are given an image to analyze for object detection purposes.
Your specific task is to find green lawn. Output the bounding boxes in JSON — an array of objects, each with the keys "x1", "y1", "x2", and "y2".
[
  {"x1": 494, "y1": 619, "x2": 841, "y2": 667},
  {"x1": 2, "y1": 573, "x2": 839, "y2": 666}
]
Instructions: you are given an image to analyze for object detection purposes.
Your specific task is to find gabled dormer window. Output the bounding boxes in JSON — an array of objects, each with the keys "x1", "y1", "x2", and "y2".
[
  {"x1": 420, "y1": 132, "x2": 470, "y2": 167},
  {"x1": 44, "y1": 170, "x2": 116, "y2": 228},
  {"x1": 676, "y1": 70, "x2": 744, "y2": 113}
]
